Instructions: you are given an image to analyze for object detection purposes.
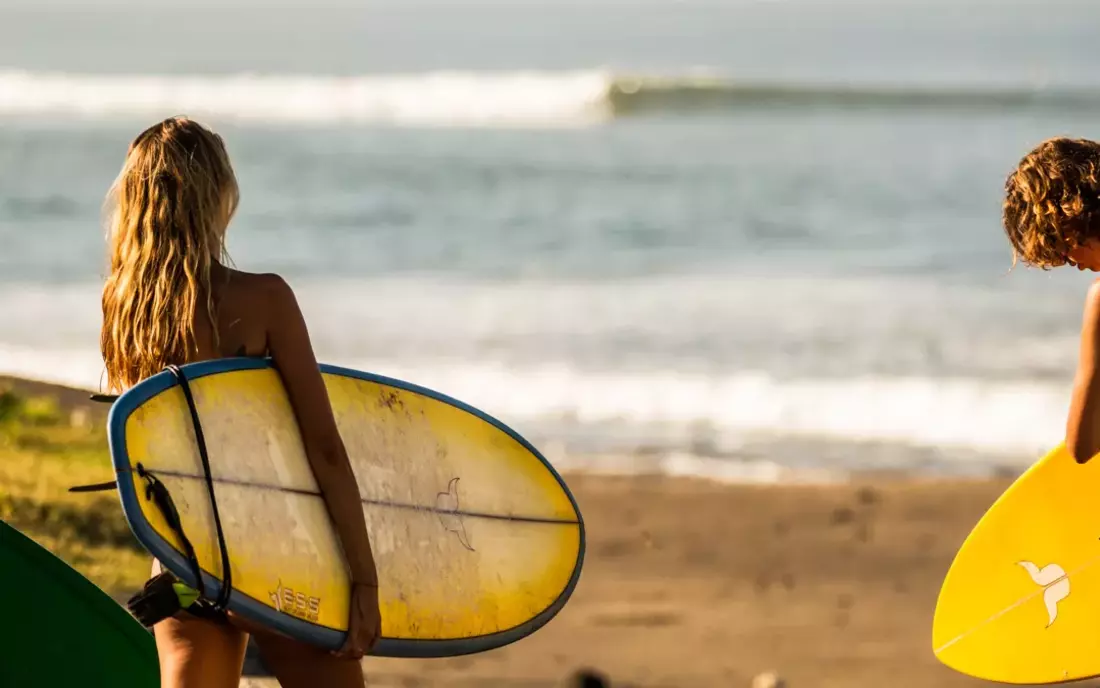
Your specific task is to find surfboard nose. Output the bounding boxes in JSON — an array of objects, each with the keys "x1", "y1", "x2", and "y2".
[{"x1": 932, "y1": 443, "x2": 1100, "y2": 684}]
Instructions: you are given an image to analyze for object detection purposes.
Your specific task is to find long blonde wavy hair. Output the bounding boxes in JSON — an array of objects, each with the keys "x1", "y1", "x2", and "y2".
[{"x1": 100, "y1": 117, "x2": 240, "y2": 393}]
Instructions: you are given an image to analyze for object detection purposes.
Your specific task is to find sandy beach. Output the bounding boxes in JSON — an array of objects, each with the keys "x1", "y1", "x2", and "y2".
[
  {"x1": 357, "y1": 475, "x2": 1020, "y2": 688},
  {"x1": 4, "y1": 375, "x2": 1080, "y2": 687}
]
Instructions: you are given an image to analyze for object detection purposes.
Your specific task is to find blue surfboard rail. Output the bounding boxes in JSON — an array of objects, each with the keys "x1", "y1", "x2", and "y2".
[{"x1": 106, "y1": 357, "x2": 585, "y2": 657}]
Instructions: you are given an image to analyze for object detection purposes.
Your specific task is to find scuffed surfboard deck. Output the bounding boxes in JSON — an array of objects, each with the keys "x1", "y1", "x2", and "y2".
[{"x1": 108, "y1": 358, "x2": 584, "y2": 657}]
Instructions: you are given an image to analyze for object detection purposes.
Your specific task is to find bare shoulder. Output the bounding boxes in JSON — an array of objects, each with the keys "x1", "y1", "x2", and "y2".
[
  {"x1": 244, "y1": 271, "x2": 313, "y2": 356},
  {"x1": 219, "y1": 268, "x2": 298, "y2": 314},
  {"x1": 1082, "y1": 279, "x2": 1100, "y2": 336},
  {"x1": 1075, "y1": 279, "x2": 1100, "y2": 373},
  {"x1": 1087, "y1": 278, "x2": 1100, "y2": 311},
  {"x1": 221, "y1": 268, "x2": 291, "y2": 296},
  {"x1": 257, "y1": 272, "x2": 299, "y2": 309}
]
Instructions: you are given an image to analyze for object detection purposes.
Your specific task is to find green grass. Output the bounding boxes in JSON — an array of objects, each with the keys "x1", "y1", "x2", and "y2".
[{"x1": 0, "y1": 386, "x2": 149, "y2": 598}]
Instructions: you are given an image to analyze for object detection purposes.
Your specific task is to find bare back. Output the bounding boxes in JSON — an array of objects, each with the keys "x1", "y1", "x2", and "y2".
[{"x1": 189, "y1": 265, "x2": 274, "y2": 362}]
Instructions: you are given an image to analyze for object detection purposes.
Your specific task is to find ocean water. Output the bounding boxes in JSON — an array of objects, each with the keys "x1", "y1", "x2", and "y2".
[{"x1": 3, "y1": 0, "x2": 1100, "y2": 481}]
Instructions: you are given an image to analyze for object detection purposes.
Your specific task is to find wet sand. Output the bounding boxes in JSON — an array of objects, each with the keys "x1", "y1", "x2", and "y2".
[{"x1": 346, "y1": 475, "x2": 1026, "y2": 687}]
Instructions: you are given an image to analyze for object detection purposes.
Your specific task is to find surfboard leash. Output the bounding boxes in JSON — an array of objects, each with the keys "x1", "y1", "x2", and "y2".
[
  {"x1": 124, "y1": 459, "x2": 232, "y2": 629},
  {"x1": 165, "y1": 364, "x2": 234, "y2": 614},
  {"x1": 68, "y1": 367, "x2": 235, "y2": 627},
  {"x1": 134, "y1": 463, "x2": 205, "y2": 597}
]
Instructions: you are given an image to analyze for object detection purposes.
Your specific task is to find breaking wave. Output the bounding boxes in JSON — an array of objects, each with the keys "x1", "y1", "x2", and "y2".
[{"x1": 0, "y1": 68, "x2": 1095, "y2": 126}]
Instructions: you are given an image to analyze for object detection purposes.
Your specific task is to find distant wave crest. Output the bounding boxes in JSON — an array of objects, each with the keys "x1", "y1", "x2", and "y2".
[{"x1": 0, "y1": 68, "x2": 1095, "y2": 126}]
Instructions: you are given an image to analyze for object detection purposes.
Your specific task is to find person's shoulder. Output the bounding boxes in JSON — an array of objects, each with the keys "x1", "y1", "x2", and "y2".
[
  {"x1": 1086, "y1": 278, "x2": 1100, "y2": 310},
  {"x1": 1081, "y1": 278, "x2": 1100, "y2": 332},
  {"x1": 225, "y1": 268, "x2": 297, "y2": 302},
  {"x1": 221, "y1": 269, "x2": 302, "y2": 328}
]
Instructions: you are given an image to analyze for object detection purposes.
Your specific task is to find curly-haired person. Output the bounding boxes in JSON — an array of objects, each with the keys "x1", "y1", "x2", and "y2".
[{"x1": 1003, "y1": 137, "x2": 1100, "y2": 463}]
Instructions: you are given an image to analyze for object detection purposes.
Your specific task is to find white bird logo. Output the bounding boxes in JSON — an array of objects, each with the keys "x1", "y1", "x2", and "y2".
[{"x1": 1018, "y1": 561, "x2": 1070, "y2": 627}]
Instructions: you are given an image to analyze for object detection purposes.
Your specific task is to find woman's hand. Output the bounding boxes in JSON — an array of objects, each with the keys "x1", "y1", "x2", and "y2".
[{"x1": 333, "y1": 582, "x2": 381, "y2": 660}]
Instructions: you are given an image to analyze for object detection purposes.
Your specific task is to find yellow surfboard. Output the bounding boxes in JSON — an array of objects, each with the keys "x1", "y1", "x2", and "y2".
[
  {"x1": 107, "y1": 358, "x2": 584, "y2": 658},
  {"x1": 932, "y1": 443, "x2": 1100, "y2": 683}
]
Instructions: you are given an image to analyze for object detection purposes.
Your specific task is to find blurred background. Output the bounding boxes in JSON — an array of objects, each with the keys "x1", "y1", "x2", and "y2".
[
  {"x1": 4, "y1": 0, "x2": 1100, "y2": 480},
  {"x1": 2, "y1": 1, "x2": 1100, "y2": 686}
]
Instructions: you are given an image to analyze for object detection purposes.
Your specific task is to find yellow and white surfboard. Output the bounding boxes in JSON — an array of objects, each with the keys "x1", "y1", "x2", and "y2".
[
  {"x1": 108, "y1": 358, "x2": 584, "y2": 658},
  {"x1": 933, "y1": 443, "x2": 1100, "y2": 683}
]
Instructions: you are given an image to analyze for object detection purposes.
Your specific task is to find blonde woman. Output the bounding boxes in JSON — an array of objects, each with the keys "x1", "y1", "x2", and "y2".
[{"x1": 100, "y1": 116, "x2": 380, "y2": 688}]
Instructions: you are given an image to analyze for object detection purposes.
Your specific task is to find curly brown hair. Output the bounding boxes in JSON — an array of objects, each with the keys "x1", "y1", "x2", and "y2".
[{"x1": 1003, "y1": 137, "x2": 1100, "y2": 269}]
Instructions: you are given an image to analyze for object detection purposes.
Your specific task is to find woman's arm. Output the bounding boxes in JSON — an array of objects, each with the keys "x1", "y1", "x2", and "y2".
[
  {"x1": 263, "y1": 275, "x2": 378, "y2": 585},
  {"x1": 1066, "y1": 281, "x2": 1100, "y2": 464}
]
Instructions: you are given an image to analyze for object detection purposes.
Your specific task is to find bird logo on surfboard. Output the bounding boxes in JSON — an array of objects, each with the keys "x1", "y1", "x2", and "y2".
[
  {"x1": 436, "y1": 477, "x2": 474, "y2": 551},
  {"x1": 1017, "y1": 561, "x2": 1070, "y2": 627}
]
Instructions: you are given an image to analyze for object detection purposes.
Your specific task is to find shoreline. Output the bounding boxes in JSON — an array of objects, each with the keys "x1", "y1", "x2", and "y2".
[{"x1": 0, "y1": 372, "x2": 1039, "y2": 488}]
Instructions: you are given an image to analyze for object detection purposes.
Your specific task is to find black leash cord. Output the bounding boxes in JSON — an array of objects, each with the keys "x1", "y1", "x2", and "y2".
[
  {"x1": 136, "y1": 462, "x2": 206, "y2": 600},
  {"x1": 166, "y1": 364, "x2": 233, "y2": 612}
]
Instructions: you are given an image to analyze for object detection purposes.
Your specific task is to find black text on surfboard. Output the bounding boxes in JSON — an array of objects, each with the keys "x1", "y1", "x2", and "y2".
[{"x1": 269, "y1": 580, "x2": 321, "y2": 623}]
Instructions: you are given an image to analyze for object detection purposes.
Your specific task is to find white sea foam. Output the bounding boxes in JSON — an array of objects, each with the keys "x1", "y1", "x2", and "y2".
[
  {"x1": 0, "y1": 69, "x2": 615, "y2": 127},
  {"x1": 0, "y1": 342, "x2": 1066, "y2": 460}
]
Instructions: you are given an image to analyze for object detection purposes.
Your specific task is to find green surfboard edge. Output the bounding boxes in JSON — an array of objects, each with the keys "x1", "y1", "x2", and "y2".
[{"x1": 0, "y1": 519, "x2": 158, "y2": 687}]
